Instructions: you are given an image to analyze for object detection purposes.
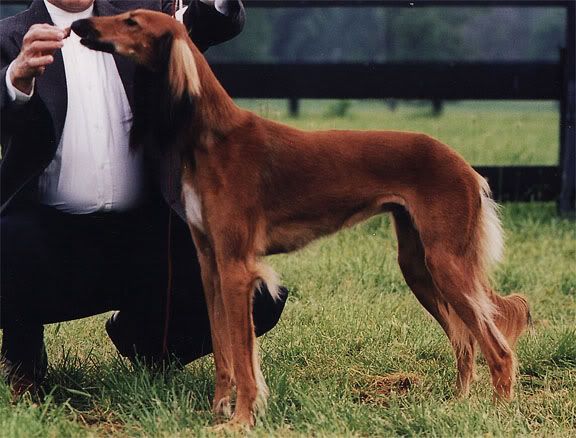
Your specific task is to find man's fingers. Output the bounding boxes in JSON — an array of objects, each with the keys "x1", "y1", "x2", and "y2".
[
  {"x1": 23, "y1": 26, "x2": 65, "y2": 46},
  {"x1": 27, "y1": 40, "x2": 64, "y2": 54},
  {"x1": 27, "y1": 55, "x2": 55, "y2": 69}
]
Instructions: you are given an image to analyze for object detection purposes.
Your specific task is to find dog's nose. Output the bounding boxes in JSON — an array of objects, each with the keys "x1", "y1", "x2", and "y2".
[{"x1": 71, "y1": 19, "x2": 100, "y2": 39}]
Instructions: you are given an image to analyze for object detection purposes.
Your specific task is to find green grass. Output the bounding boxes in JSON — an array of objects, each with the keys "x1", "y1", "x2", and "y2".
[{"x1": 1, "y1": 102, "x2": 574, "y2": 437}]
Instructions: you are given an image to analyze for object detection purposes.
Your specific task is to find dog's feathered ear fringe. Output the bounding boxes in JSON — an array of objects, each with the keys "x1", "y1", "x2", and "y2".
[
  {"x1": 129, "y1": 32, "x2": 197, "y2": 154},
  {"x1": 169, "y1": 37, "x2": 201, "y2": 99}
]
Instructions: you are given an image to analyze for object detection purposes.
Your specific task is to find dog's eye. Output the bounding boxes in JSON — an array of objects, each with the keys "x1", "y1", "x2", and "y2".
[{"x1": 124, "y1": 17, "x2": 138, "y2": 27}]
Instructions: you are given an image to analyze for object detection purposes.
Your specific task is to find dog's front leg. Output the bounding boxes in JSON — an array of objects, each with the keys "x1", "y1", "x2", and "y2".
[
  {"x1": 189, "y1": 227, "x2": 234, "y2": 419},
  {"x1": 216, "y1": 258, "x2": 264, "y2": 429}
]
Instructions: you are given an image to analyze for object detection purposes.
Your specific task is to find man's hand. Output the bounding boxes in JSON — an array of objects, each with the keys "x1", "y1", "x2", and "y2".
[{"x1": 9, "y1": 24, "x2": 68, "y2": 95}]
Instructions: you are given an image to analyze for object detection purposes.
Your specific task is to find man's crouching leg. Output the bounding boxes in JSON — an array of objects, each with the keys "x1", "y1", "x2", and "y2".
[{"x1": 106, "y1": 284, "x2": 288, "y2": 367}]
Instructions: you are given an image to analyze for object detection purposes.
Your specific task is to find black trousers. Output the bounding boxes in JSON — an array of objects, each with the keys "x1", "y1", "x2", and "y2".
[{"x1": 0, "y1": 200, "x2": 287, "y2": 378}]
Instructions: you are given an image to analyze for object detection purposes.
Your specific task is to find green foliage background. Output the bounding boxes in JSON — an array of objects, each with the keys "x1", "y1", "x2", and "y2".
[{"x1": 207, "y1": 6, "x2": 566, "y2": 63}]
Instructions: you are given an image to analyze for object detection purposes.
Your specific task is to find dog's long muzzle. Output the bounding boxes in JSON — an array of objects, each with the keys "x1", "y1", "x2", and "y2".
[{"x1": 71, "y1": 19, "x2": 116, "y2": 54}]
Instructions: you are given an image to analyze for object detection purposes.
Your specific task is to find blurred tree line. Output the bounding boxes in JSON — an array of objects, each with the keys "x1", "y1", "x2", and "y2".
[{"x1": 205, "y1": 6, "x2": 566, "y2": 63}]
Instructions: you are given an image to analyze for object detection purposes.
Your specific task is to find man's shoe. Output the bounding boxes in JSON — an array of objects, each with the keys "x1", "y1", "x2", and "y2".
[
  {"x1": 1, "y1": 349, "x2": 47, "y2": 400},
  {"x1": 8, "y1": 374, "x2": 37, "y2": 399},
  {"x1": 105, "y1": 311, "x2": 137, "y2": 360}
]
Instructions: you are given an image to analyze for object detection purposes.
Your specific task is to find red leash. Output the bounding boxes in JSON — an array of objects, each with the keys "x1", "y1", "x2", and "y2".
[
  {"x1": 161, "y1": 178, "x2": 174, "y2": 359},
  {"x1": 161, "y1": 0, "x2": 184, "y2": 359}
]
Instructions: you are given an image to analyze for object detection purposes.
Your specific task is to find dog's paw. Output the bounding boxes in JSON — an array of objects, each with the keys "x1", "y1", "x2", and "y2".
[{"x1": 213, "y1": 396, "x2": 233, "y2": 419}]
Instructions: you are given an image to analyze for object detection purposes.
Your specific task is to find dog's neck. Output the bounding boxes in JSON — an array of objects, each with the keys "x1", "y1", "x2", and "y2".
[
  {"x1": 186, "y1": 39, "x2": 243, "y2": 136},
  {"x1": 130, "y1": 37, "x2": 244, "y2": 156}
]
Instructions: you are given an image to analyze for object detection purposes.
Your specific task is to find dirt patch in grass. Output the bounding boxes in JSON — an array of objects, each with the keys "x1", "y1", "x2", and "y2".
[
  {"x1": 352, "y1": 370, "x2": 422, "y2": 406},
  {"x1": 74, "y1": 407, "x2": 126, "y2": 435}
]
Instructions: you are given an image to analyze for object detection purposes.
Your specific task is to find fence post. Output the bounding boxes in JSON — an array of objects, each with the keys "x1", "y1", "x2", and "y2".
[
  {"x1": 558, "y1": 0, "x2": 575, "y2": 217},
  {"x1": 288, "y1": 97, "x2": 300, "y2": 118}
]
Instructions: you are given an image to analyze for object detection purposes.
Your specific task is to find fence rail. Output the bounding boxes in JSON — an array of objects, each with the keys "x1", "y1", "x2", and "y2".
[
  {"x1": 212, "y1": 62, "x2": 562, "y2": 100},
  {"x1": 243, "y1": 1, "x2": 570, "y2": 7}
]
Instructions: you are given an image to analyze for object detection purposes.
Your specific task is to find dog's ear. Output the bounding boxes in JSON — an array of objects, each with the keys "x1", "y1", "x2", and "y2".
[
  {"x1": 130, "y1": 33, "x2": 197, "y2": 154},
  {"x1": 166, "y1": 35, "x2": 201, "y2": 100},
  {"x1": 156, "y1": 32, "x2": 175, "y2": 65}
]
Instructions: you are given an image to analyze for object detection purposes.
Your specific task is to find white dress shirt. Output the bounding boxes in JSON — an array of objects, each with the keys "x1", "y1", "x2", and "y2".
[
  {"x1": 6, "y1": 0, "x2": 226, "y2": 214},
  {"x1": 6, "y1": 1, "x2": 144, "y2": 214}
]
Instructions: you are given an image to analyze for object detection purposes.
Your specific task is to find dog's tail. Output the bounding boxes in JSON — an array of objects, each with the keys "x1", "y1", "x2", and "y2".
[
  {"x1": 473, "y1": 176, "x2": 531, "y2": 346},
  {"x1": 475, "y1": 176, "x2": 505, "y2": 277},
  {"x1": 474, "y1": 179, "x2": 531, "y2": 345},
  {"x1": 456, "y1": 174, "x2": 509, "y2": 351},
  {"x1": 490, "y1": 292, "x2": 532, "y2": 347},
  {"x1": 254, "y1": 262, "x2": 282, "y2": 302}
]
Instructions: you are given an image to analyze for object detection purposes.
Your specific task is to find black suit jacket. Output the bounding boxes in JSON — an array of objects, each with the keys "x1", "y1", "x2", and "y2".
[{"x1": 0, "y1": 0, "x2": 244, "y2": 214}]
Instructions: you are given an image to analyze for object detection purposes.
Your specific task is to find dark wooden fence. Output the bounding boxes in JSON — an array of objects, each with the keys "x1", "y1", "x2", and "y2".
[
  {"x1": 2, "y1": 0, "x2": 574, "y2": 213},
  {"x1": 219, "y1": 0, "x2": 575, "y2": 213}
]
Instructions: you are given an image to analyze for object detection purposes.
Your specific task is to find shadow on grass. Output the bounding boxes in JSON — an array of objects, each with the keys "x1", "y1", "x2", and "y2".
[{"x1": 36, "y1": 349, "x2": 215, "y2": 432}]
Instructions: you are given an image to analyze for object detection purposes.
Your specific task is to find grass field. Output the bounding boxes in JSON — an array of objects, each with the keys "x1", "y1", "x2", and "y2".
[{"x1": 1, "y1": 102, "x2": 574, "y2": 437}]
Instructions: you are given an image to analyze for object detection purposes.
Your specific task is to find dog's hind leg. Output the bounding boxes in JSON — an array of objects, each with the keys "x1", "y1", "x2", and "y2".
[
  {"x1": 189, "y1": 228, "x2": 235, "y2": 419},
  {"x1": 425, "y1": 251, "x2": 515, "y2": 399},
  {"x1": 414, "y1": 207, "x2": 516, "y2": 401},
  {"x1": 392, "y1": 206, "x2": 477, "y2": 396}
]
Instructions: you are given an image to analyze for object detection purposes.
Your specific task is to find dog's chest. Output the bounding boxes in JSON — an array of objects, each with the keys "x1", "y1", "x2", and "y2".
[{"x1": 182, "y1": 181, "x2": 204, "y2": 232}]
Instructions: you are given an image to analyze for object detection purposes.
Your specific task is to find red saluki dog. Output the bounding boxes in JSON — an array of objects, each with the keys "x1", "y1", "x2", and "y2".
[{"x1": 72, "y1": 10, "x2": 531, "y2": 429}]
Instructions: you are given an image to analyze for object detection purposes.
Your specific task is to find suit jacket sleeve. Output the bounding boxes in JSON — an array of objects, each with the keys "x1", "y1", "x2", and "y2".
[
  {"x1": 1, "y1": 29, "x2": 21, "y2": 114},
  {"x1": 165, "y1": 0, "x2": 246, "y2": 52},
  {"x1": 0, "y1": 26, "x2": 37, "y2": 142},
  {"x1": 1, "y1": 65, "x2": 11, "y2": 112}
]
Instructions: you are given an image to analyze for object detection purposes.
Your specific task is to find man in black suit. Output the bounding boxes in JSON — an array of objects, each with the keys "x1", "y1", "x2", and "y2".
[{"x1": 0, "y1": 0, "x2": 288, "y2": 394}]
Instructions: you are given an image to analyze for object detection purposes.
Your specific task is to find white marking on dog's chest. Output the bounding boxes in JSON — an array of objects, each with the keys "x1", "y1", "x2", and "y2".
[{"x1": 182, "y1": 181, "x2": 204, "y2": 232}]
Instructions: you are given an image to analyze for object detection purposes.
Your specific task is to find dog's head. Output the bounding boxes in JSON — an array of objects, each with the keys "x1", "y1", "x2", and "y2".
[{"x1": 72, "y1": 9, "x2": 201, "y2": 99}]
